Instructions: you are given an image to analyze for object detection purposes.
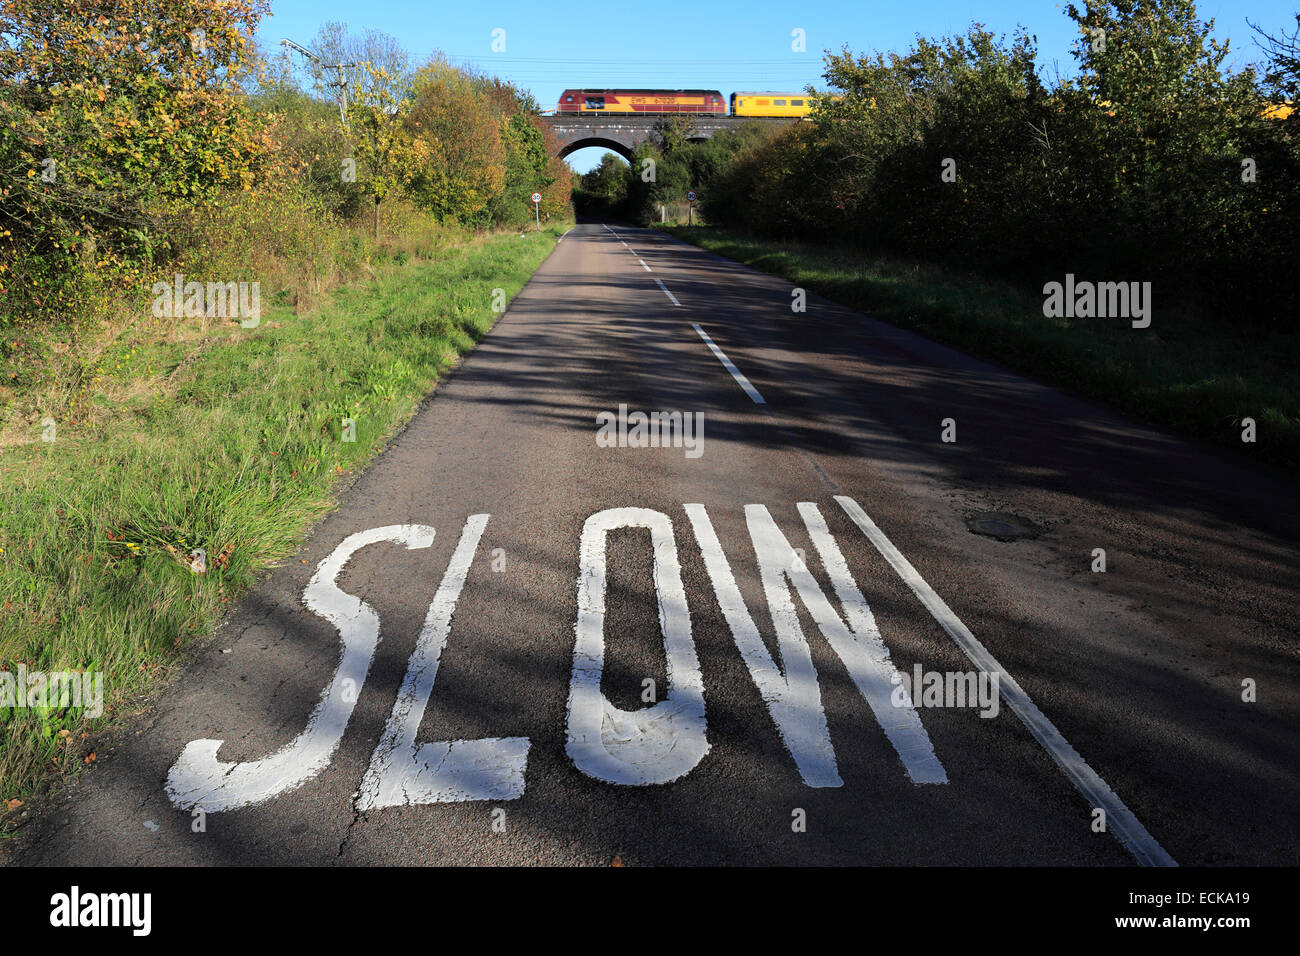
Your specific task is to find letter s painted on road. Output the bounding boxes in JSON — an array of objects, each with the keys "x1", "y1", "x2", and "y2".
[{"x1": 165, "y1": 525, "x2": 436, "y2": 812}]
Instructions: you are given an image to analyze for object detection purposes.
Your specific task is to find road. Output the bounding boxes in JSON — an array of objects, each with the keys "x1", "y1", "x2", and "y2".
[{"x1": 14, "y1": 222, "x2": 1299, "y2": 866}]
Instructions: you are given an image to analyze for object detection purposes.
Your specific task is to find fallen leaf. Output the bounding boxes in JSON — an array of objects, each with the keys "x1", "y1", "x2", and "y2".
[
  {"x1": 84, "y1": 752, "x2": 96, "y2": 763},
  {"x1": 5, "y1": 799, "x2": 21, "y2": 810},
  {"x1": 611, "y1": 855, "x2": 624, "y2": 867}
]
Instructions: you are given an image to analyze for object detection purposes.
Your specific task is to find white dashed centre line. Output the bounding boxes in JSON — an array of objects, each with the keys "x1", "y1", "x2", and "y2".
[
  {"x1": 691, "y1": 323, "x2": 765, "y2": 405},
  {"x1": 655, "y1": 278, "x2": 681, "y2": 307},
  {"x1": 639, "y1": 259, "x2": 652, "y2": 272}
]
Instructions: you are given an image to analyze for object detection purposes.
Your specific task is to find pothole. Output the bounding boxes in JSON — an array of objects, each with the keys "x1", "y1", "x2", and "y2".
[{"x1": 965, "y1": 511, "x2": 1041, "y2": 542}]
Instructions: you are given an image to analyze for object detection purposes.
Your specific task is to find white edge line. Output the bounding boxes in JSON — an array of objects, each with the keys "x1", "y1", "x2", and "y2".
[
  {"x1": 691, "y1": 322, "x2": 765, "y2": 405},
  {"x1": 640, "y1": 259, "x2": 652, "y2": 272},
  {"x1": 833, "y1": 494, "x2": 1177, "y2": 868}
]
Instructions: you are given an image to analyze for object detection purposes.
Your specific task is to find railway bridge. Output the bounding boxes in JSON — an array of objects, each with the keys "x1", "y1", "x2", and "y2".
[{"x1": 537, "y1": 114, "x2": 796, "y2": 161}]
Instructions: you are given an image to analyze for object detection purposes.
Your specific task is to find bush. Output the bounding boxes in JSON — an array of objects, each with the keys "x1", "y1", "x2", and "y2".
[{"x1": 0, "y1": 0, "x2": 273, "y2": 337}]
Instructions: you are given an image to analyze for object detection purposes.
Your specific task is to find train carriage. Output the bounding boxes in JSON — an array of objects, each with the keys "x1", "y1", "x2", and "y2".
[{"x1": 730, "y1": 92, "x2": 813, "y2": 117}]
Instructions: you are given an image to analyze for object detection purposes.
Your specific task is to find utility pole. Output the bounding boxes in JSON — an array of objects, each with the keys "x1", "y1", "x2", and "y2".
[{"x1": 280, "y1": 38, "x2": 356, "y2": 130}]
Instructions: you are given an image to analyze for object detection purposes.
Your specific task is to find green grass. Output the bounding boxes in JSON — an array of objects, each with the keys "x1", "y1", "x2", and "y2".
[
  {"x1": 665, "y1": 226, "x2": 1300, "y2": 474},
  {"x1": 0, "y1": 223, "x2": 569, "y2": 818}
]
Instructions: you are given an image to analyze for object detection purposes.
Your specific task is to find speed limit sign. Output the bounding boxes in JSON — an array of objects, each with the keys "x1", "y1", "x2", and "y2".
[
  {"x1": 531, "y1": 192, "x2": 542, "y2": 204},
  {"x1": 687, "y1": 191, "x2": 697, "y2": 202}
]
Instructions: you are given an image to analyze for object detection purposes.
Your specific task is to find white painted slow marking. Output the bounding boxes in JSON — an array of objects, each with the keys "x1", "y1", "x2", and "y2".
[
  {"x1": 566, "y1": 507, "x2": 709, "y2": 785},
  {"x1": 833, "y1": 495, "x2": 1177, "y2": 867},
  {"x1": 639, "y1": 259, "x2": 652, "y2": 272},
  {"x1": 355, "y1": 514, "x2": 530, "y2": 809},
  {"x1": 691, "y1": 323, "x2": 765, "y2": 404},
  {"x1": 166, "y1": 525, "x2": 436, "y2": 812}
]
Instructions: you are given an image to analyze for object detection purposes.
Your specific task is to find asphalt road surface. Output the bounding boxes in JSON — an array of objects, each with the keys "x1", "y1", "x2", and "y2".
[{"x1": 14, "y1": 222, "x2": 1299, "y2": 866}]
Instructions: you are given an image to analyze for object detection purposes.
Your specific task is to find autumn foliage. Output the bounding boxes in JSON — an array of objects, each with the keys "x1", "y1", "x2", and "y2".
[
  {"x1": 0, "y1": 1, "x2": 273, "y2": 332},
  {"x1": 0, "y1": 6, "x2": 572, "y2": 369}
]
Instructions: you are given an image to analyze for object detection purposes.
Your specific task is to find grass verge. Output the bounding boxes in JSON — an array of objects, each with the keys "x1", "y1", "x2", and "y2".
[
  {"x1": 665, "y1": 226, "x2": 1300, "y2": 474},
  {"x1": 0, "y1": 222, "x2": 569, "y2": 824}
]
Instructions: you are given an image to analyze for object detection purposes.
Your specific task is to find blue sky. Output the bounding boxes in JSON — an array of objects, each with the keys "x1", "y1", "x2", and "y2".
[{"x1": 256, "y1": 1, "x2": 1299, "y2": 171}]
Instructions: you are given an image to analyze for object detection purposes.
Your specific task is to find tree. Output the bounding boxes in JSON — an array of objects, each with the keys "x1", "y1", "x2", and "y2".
[
  {"x1": 346, "y1": 65, "x2": 412, "y2": 237},
  {"x1": 315, "y1": 24, "x2": 410, "y2": 112},
  {"x1": 1250, "y1": 14, "x2": 1300, "y2": 108},
  {"x1": 400, "y1": 60, "x2": 506, "y2": 226},
  {"x1": 0, "y1": 0, "x2": 272, "y2": 328},
  {"x1": 581, "y1": 153, "x2": 630, "y2": 203},
  {"x1": 1065, "y1": 4, "x2": 1258, "y2": 198}
]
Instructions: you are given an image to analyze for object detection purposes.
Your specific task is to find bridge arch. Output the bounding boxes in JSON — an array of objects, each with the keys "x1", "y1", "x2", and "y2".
[{"x1": 557, "y1": 137, "x2": 636, "y2": 164}]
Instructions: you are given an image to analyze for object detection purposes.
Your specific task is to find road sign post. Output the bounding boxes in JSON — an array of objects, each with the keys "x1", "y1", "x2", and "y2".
[
  {"x1": 687, "y1": 191, "x2": 697, "y2": 225},
  {"x1": 532, "y1": 192, "x2": 542, "y2": 230}
]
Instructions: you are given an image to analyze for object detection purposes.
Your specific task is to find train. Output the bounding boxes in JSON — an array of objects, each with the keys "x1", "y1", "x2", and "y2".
[
  {"x1": 558, "y1": 90, "x2": 1296, "y2": 122},
  {"x1": 557, "y1": 89, "x2": 814, "y2": 118}
]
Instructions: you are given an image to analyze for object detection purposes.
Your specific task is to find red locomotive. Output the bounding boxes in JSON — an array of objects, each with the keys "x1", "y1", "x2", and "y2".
[{"x1": 557, "y1": 89, "x2": 726, "y2": 115}]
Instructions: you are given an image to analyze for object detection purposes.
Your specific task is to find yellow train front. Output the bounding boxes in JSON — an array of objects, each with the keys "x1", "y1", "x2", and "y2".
[{"x1": 729, "y1": 92, "x2": 813, "y2": 117}]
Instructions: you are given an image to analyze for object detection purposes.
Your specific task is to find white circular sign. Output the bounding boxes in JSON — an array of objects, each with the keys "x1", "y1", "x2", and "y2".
[
  {"x1": 687, "y1": 191, "x2": 697, "y2": 202},
  {"x1": 531, "y1": 192, "x2": 542, "y2": 204}
]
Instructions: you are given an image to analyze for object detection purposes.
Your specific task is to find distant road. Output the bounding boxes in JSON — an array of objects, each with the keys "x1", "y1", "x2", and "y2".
[{"x1": 15, "y1": 222, "x2": 1298, "y2": 866}]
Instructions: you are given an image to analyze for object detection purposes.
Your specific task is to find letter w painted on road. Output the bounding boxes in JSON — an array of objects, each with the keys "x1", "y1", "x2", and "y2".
[{"x1": 685, "y1": 502, "x2": 946, "y2": 787}]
